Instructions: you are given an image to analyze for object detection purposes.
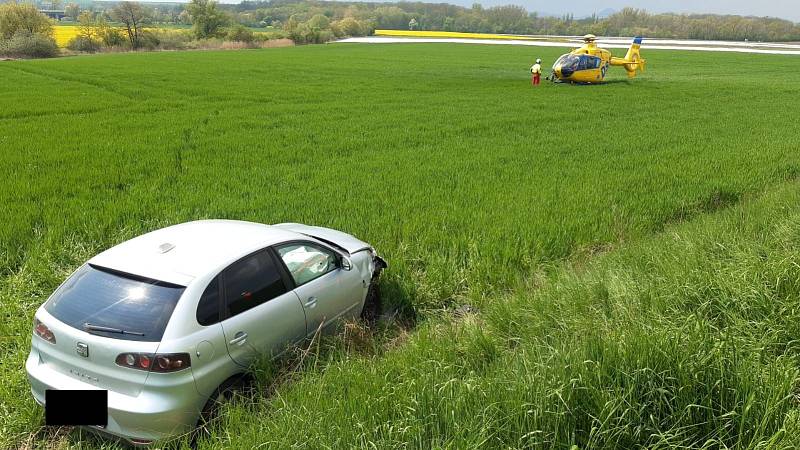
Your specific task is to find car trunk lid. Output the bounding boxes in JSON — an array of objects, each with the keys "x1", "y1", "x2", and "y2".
[
  {"x1": 35, "y1": 310, "x2": 159, "y2": 397},
  {"x1": 38, "y1": 264, "x2": 185, "y2": 397}
]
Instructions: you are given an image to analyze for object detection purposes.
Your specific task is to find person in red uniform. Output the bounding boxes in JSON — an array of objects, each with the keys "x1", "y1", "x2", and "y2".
[{"x1": 530, "y1": 59, "x2": 542, "y2": 86}]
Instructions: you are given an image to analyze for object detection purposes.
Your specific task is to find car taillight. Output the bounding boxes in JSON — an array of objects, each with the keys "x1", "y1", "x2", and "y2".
[
  {"x1": 115, "y1": 353, "x2": 190, "y2": 373},
  {"x1": 33, "y1": 318, "x2": 56, "y2": 344}
]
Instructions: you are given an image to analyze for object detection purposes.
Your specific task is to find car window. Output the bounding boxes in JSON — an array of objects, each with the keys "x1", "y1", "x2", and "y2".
[
  {"x1": 44, "y1": 264, "x2": 185, "y2": 342},
  {"x1": 196, "y1": 277, "x2": 220, "y2": 326},
  {"x1": 276, "y1": 243, "x2": 337, "y2": 286},
  {"x1": 224, "y1": 250, "x2": 286, "y2": 317}
]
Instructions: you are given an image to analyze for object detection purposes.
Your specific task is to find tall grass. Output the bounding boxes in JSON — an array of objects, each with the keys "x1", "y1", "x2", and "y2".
[
  {"x1": 1, "y1": 45, "x2": 799, "y2": 311},
  {"x1": 1, "y1": 44, "x2": 800, "y2": 448},
  {"x1": 203, "y1": 181, "x2": 800, "y2": 449}
]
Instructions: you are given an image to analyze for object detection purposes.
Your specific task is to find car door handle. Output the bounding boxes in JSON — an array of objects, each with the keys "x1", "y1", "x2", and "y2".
[
  {"x1": 304, "y1": 296, "x2": 318, "y2": 308},
  {"x1": 229, "y1": 332, "x2": 248, "y2": 346}
]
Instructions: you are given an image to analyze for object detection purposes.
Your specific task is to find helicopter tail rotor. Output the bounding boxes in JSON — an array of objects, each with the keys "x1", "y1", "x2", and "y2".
[{"x1": 623, "y1": 36, "x2": 646, "y2": 78}]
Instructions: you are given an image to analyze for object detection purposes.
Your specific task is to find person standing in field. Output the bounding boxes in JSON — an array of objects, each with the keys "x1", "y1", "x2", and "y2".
[{"x1": 530, "y1": 59, "x2": 542, "y2": 86}]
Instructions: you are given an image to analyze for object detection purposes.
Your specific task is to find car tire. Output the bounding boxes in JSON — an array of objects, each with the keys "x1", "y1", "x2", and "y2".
[
  {"x1": 194, "y1": 374, "x2": 250, "y2": 443},
  {"x1": 360, "y1": 281, "x2": 381, "y2": 323}
]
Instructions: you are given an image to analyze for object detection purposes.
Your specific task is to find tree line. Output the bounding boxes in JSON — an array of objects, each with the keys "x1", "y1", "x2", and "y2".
[
  {"x1": 233, "y1": 1, "x2": 800, "y2": 42},
  {"x1": 1, "y1": 0, "x2": 373, "y2": 57},
  {"x1": 0, "y1": 2, "x2": 59, "y2": 57},
  {"x1": 4, "y1": 0, "x2": 800, "y2": 59},
  {"x1": 46, "y1": 0, "x2": 800, "y2": 42}
]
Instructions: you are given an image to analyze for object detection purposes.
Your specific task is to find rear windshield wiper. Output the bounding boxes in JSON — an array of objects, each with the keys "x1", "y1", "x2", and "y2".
[{"x1": 84, "y1": 323, "x2": 145, "y2": 336}]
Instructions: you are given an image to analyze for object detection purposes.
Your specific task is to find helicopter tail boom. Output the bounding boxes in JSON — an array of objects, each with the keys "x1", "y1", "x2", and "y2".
[{"x1": 611, "y1": 36, "x2": 646, "y2": 78}]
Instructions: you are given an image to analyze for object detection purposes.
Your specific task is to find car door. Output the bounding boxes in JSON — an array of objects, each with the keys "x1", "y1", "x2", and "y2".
[
  {"x1": 274, "y1": 241, "x2": 361, "y2": 335},
  {"x1": 220, "y1": 248, "x2": 307, "y2": 367}
]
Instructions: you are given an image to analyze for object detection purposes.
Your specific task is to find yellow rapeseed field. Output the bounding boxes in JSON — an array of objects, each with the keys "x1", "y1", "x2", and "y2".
[
  {"x1": 52, "y1": 25, "x2": 193, "y2": 47},
  {"x1": 53, "y1": 26, "x2": 80, "y2": 47},
  {"x1": 56, "y1": 26, "x2": 529, "y2": 48},
  {"x1": 374, "y1": 29, "x2": 538, "y2": 40}
]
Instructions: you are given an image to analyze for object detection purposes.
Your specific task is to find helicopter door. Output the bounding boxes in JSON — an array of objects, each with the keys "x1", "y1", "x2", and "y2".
[{"x1": 578, "y1": 55, "x2": 601, "y2": 71}]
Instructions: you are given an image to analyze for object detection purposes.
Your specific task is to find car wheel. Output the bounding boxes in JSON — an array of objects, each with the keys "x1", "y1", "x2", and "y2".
[
  {"x1": 360, "y1": 281, "x2": 381, "y2": 323},
  {"x1": 194, "y1": 375, "x2": 250, "y2": 442}
]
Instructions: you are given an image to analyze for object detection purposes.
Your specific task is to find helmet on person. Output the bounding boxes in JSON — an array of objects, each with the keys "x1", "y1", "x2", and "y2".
[{"x1": 536, "y1": 59, "x2": 541, "y2": 63}]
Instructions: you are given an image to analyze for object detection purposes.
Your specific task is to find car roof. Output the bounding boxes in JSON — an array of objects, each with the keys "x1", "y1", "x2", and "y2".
[{"x1": 88, "y1": 220, "x2": 303, "y2": 285}]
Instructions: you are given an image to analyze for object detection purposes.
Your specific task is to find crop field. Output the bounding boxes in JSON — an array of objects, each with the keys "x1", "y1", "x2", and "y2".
[
  {"x1": 53, "y1": 25, "x2": 192, "y2": 47},
  {"x1": 2, "y1": 43, "x2": 800, "y2": 448},
  {"x1": 52, "y1": 25, "x2": 275, "y2": 47},
  {"x1": 374, "y1": 29, "x2": 548, "y2": 40},
  {"x1": 52, "y1": 26, "x2": 80, "y2": 47}
]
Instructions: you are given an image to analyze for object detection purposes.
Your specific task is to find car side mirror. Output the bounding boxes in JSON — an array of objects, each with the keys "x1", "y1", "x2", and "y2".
[{"x1": 340, "y1": 256, "x2": 353, "y2": 271}]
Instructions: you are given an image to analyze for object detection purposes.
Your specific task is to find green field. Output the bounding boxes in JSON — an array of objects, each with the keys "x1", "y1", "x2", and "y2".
[{"x1": 2, "y1": 44, "x2": 800, "y2": 448}]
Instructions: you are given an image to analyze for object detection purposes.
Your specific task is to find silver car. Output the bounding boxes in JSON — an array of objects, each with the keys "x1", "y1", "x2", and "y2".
[{"x1": 26, "y1": 220, "x2": 386, "y2": 446}]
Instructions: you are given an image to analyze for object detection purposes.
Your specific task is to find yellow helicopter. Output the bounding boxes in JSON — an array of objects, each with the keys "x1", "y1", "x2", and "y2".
[{"x1": 550, "y1": 35, "x2": 646, "y2": 84}]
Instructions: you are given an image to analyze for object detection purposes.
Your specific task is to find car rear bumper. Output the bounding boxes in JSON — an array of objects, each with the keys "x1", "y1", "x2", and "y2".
[{"x1": 26, "y1": 348, "x2": 205, "y2": 446}]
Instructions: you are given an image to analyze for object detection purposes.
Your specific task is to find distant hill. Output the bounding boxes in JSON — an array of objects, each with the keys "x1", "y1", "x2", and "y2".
[{"x1": 597, "y1": 8, "x2": 616, "y2": 18}]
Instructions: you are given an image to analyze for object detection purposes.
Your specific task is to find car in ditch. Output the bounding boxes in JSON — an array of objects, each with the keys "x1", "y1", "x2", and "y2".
[{"x1": 25, "y1": 220, "x2": 387, "y2": 446}]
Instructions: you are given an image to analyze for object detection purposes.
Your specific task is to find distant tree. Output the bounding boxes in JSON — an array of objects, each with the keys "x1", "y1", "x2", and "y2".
[
  {"x1": 443, "y1": 16, "x2": 454, "y2": 31},
  {"x1": 225, "y1": 23, "x2": 253, "y2": 42},
  {"x1": 485, "y1": 5, "x2": 528, "y2": 34},
  {"x1": 193, "y1": 0, "x2": 800, "y2": 42},
  {"x1": 95, "y1": 16, "x2": 126, "y2": 47},
  {"x1": 66, "y1": 10, "x2": 101, "y2": 51},
  {"x1": 65, "y1": 3, "x2": 80, "y2": 20},
  {"x1": 283, "y1": 14, "x2": 299, "y2": 33},
  {"x1": 0, "y1": 29, "x2": 59, "y2": 57},
  {"x1": 0, "y1": 3, "x2": 53, "y2": 40},
  {"x1": 335, "y1": 16, "x2": 366, "y2": 36},
  {"x1": 111, "y1": 1, "x2": 150, "y2": 48},
  {"x1": 186, "y1": 0, "x2": 229, "y2": 39},
  {"x1": 77, "y1": 11, "x2": 95, "y2": 38},
  {"x1": 373, "y1": 6, "x2": 406, "y2": 30},
  {"x1": 0, "y1": 3, "x2": 58, "y2": 57},
  {"x1": 178, "y1": 10, "x2": 192, "y2": 25},
  {"x1": 307, "y1": 13, "x2": 329, "y2": 30}
]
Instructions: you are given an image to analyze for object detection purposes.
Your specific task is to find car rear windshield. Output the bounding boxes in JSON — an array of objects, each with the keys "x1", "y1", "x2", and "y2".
[{"x1": 44, "y1": 264, "x2": 185, "y2": 342}]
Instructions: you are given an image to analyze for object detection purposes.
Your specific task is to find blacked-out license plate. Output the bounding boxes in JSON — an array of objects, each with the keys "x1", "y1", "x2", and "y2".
[{"x1": 45, "y1": 389, "x2": 108, "y2": 426}]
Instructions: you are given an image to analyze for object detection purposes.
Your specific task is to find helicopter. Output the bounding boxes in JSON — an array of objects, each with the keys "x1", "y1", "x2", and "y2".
[{"x1": 549, "y1": 35, "x2": 646, "y2": 84}]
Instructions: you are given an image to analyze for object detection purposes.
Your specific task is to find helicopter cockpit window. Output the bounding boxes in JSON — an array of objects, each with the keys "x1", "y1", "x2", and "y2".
[{"x1": 557, "y1": 55, "x2": 580, "y2": 72}]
